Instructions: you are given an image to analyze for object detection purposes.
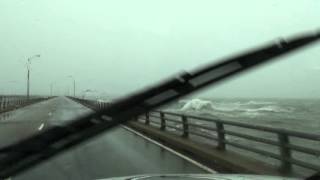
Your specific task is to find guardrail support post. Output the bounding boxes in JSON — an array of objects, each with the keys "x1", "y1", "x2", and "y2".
[
  {"x1": 278, "y1": 133, "x2": 292, "y2": 172},
  {"x1": 4, "y1": 98, "x2": 7, "y2": 109},
  {"x1": 160, "y1": 112, "x2": 166, "y2": 130},
  {"x1": 0, "y1": 97, "x2": 3, "y2": 110},
  {"x1": 216, "y1": 122, "x2": 226, "y2": 150},
  {"x1": 145, "y1": 112, "x2": 150, "y2": 125},
  {"x1": 182, "y1": 115, "x2": 189, "y2": 138}
]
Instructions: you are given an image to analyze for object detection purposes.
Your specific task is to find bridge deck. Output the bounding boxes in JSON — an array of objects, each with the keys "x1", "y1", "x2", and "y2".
[{"x1": 0, "y1": 97, "x2": 208, "y2": 180}]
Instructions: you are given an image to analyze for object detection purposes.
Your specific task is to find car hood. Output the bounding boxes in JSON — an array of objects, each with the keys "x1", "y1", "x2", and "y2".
[{"x1": 98, "y1": 174, "x2": 299, "y2": 180}]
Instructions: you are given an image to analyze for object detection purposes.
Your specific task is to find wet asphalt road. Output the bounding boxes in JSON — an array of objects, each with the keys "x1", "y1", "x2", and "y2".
[{"x1": 0, "y1": 97, "x2": 207, "y2": 180}]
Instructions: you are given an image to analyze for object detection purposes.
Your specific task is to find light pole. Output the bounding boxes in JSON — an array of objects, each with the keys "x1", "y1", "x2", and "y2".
[
  {"x1": 50, "y1": 83, "x2": 54, "y2": 96},
  {"x1": 67, "y1": 75, "x2": 76, "y2": 97},
  {"x1": 26, "y1": 54, "x2": 40, "y2": 99}
]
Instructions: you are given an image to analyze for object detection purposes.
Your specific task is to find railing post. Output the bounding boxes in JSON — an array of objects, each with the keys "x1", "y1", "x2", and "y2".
[
  {"x1": 145, "y1": 112, "x2": 150, "y2": 125},
  {"x1": 216, "y1": 122, "x2": 226, "y2": 150},
  {"x1": 182, "y1": 115, "x2": 189, "y2": 138},
  {"x1": 278, "y1": 133, "x2": 292, "y2": 172},
  {"x1": 160, "y1": 112, "x2": 166, "y2": 130},
  {"x1": 4, "y1": 98, "x2": 7, "y2": 109},
  {"x1": 0, "y1": 97, "x2": 3, "y2": 110}
]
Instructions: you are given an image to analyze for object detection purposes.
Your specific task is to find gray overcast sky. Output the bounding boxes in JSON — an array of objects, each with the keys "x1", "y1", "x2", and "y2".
[{"x1": 0, "y1": 0, "x2": 319, "y2": 98}]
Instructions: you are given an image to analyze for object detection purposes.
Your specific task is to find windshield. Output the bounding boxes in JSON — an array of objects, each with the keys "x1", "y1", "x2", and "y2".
[{"x1": 0, "y1": 1, "x2": 319, "y2": 180}]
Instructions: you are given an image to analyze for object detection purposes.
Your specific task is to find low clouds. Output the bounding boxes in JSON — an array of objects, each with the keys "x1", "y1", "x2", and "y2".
[
  {"x1": 311, "y1": 66, "x2": 320, "y2": 71},
  {"x1": 0, "y1": 0, "x2": 320, "y2": 98}
]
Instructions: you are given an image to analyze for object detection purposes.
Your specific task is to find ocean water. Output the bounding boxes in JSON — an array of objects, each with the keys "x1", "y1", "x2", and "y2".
[
  {"x1": 164, "y1": 98, "x2": 320, "y2": 133},
  {"x1": 99, "y1": 96, "x2": 320, "y2": 176},
  {"x1": 161, "y1": 98, "x2": 320, "y2": 176}
]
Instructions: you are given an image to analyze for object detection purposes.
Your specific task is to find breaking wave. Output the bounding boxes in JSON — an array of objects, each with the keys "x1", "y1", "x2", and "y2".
[
  {"x1": 177, "y1": 99, "x2": 294, "y2": 114},
  {"x1": 180, "y1": 99, "x2": 214, "y2": 111}
]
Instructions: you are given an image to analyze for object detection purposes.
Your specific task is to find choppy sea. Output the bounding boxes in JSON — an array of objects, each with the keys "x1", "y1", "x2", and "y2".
[
  {"x1": 99, "y1": 97, "x2": 320, "y2": 176},
  {"x1": 164, "y1": 98, "x2": 320, "y2": 133}
]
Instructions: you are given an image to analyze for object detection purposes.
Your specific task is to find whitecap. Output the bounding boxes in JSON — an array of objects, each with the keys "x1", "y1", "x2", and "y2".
[
  {"x1": 180, "y1": 99, "x2": 214, "y2": 111},
  {"x1": 245, "y1": 105, "x2": 294, "y2": 113},
  {"x1": 242, "y1": 100, "x2": 276, "y2": 105}
]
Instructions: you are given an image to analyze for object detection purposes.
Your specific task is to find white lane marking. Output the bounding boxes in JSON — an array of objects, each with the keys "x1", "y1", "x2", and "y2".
[
  {"x1": 121, "y1": 125, "x2": 217, "y2": 174},
  {"x1": 38, "y1": 123, "x2": 44, "y2": 131}
]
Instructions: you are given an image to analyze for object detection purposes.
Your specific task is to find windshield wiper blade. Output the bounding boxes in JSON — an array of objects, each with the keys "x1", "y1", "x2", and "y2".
[{"x1": 0, "y1": 30, "x2": 319, "y2": 178}]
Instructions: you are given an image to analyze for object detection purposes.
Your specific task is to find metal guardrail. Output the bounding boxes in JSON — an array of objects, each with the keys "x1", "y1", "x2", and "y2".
[
  {"x1": 136, "y1": 110, "x2": 320, "y2": 173},
  {"x1": 0, "y1": 95, "x2": 50, "y2": 113},
  {"x1": 69, "y1": 97, "x2": 110, "y2": 110},
  {"x1": 70, "y1": 97, "x2": 320, "y2": 173}
]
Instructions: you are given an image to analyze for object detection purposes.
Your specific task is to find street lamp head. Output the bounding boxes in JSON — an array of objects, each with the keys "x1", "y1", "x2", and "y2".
[
  {"x1": 28, "y1": 54, "x2": 41, "y2": 61},
  {"x1": 67, "y1": 76, "x2": 76, "y2": 82}
]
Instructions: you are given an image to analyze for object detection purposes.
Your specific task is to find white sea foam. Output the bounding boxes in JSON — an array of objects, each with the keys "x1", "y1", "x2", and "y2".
[
  {"x1": 245, "y1": 105, "x2": 294, "y2": 113},
  {"x1": 180, "y1": 99, "x2": 215, "y2": 111},
  {"x1": 178, "y1": 99, "x2": 293, "y2": 114},
  {"x1": 97, "y1": 99, "x2": 111, "y2": 103},
  {"x1": 242, "y1": 100, "x2": 275, "y2": 105}
]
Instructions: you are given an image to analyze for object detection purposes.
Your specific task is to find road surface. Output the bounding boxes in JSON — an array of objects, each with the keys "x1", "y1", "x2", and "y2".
[{"x1": 0, "y1": 97, "x2": 208, "y2": 180}]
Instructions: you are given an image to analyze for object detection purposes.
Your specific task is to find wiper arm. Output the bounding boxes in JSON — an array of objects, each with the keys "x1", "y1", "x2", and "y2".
[{"x1": 0, "y1": 30, "x2": 319, "y2": 178}]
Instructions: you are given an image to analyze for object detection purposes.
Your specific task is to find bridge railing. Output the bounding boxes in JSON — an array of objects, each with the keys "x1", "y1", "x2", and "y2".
[
  {"x1": 136, "y1": 110, "x2": 320, "y2": 173},
  {"x1": 68, "y1": 97, "x2": 320, "y2": 174},
  {"x1": 68, "y1": 97, "x2": 110, "y2": 110},
  {"x1": 0, "y1": 95, "x2": 50, "y2": 113}
]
